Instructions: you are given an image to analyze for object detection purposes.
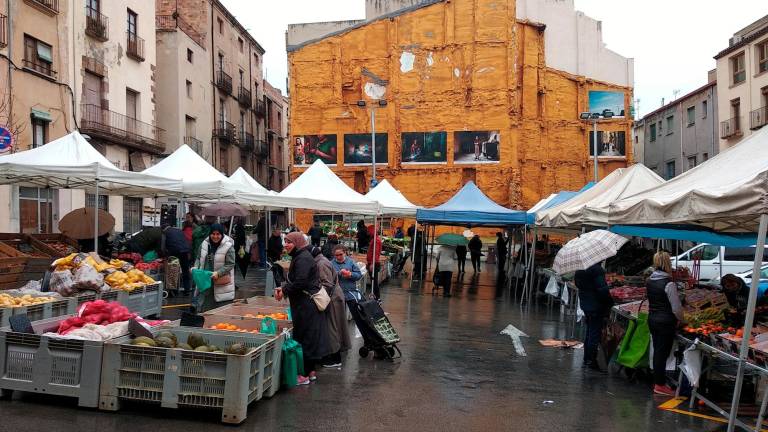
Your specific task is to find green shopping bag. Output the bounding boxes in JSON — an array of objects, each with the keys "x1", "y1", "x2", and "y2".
[
  {"x1": 143, "y1": 250, "x2": 158, "y2": 262},
  {"x1": 616, "y1": 312, "x2": 651, "y2": 369},
  {"x1": 191, "y1": 269, "x2": 213, "y2": 293},
  {"x1": 281, "y1": 336, "x2": 305, "y2": 388},
  {"x1": 261, "y1": 317, "x2": 277, "y2": 335}
]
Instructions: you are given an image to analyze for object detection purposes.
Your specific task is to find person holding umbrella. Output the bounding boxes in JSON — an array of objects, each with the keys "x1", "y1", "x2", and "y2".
[{"x1": 435, "y1": 233, "x2": 466, "y2": 297}]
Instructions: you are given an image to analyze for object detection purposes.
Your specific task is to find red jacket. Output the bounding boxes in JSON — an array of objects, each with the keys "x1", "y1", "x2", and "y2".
[{"x1": 366, "y1": 226, "x2": 382, "y2": 269}]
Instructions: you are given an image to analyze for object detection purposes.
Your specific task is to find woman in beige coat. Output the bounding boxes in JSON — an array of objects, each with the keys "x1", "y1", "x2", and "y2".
[{"x1": 312, "y1": 246, "x2": 351, "y2": 368}]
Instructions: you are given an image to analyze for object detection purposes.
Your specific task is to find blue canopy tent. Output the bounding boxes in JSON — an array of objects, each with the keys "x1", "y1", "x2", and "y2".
[{"x1": 416, "y1": 181, "x2": 529, "y2": 226}]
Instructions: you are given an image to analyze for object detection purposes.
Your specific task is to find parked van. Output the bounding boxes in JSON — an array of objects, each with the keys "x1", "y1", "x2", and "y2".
[{"x1": 673, "y1": 244, "x2": 768, "y2": 281}]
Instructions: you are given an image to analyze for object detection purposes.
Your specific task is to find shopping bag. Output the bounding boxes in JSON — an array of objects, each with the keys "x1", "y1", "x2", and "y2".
[
  {"x1": 281, "y1": 336, "x2": 305, "y2": 388},
  {"x1": 680, "y1": 344, "x2": 703, "y2": 387},
  {"x1": 261, "y1": 317, "x2": 277, "y2": 335},
  {"x1": 143, "y1": 250, "x2": 158, "y2": 262},
  {"x1": 545, "y1": 276, "x2": 559, "y2": 296},
  {"x1": 191, "y1": 269, "x2": 213, "y2": 293},
  {"x1": 616, "y1": 312, "x2": 651, "y2": 369}
]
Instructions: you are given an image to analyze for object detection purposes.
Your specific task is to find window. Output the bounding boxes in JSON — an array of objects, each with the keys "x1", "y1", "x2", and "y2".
[
  {"x1": 238, "y1": 37, "x2": 244, "y2": 53},
  {"x1": 703, "y1": 152, "x2": 709, "y2": 161},
  {"x1": 723, "y1": 247, "x2": 768, "y2": 262},
  {"x1": 185, "y1": 115, "x2": 196, "y2": 138},
  {"x1": 217, "y1": 53, "x2": 224, "y2": 71},
  {"x1": 186, "y1": 80, "x2": 192, "y2": 98},
  {"x1": 698, "y1": 245, "x2": 720, "y2": 261},
  {"x1": 127, "y1": 9, "x2": 137, "y2": 38},
  {"x1": 123, "y1": 197, "x2": 142, "y2": 234},
  {"x1": 658, "y1": 121, "x2": 662, "y2": 133},
  {"x1": 239, "y1": 69, "x2": 244, "y2": 87},
  {"x1": 687, "y1": 106, "x2": 695, "y2": 126},
  {"x1": 649, "y1": 123, "x2": 657, "y2": 142},
  {"x1": 666, "y1": 116, "x2": 674, "y2": 134},
  {"x1": 31, "y1": 117, "x2": 47, "y2": 148},
  {"x1": 186, "y1": 48, "x2": 193, "y2": 63},
  {"x1": 240, "y1": 111, "x2": 245, "y2": 134},
  {"x1": 702, "y1": 100, "x2": 708, "y2": 118},
  {"x1": 86, "y1": 193, "x2": 109, "y2": 211},
  {"x1": 758, "y1": 41, "x2": 768, "y2": 74},
  {"x1": 732, "y1": 52, "x2": 746, "y2": 84},
  {"x1": 253, "y1": 53, "x2": 259, "y2": 65},
  {"x1": 218, "y1": 97, "x2": 226, "y2": 123},
  {"x1": 665, "y1": 160, "x2": 676, "y2": 179},
  {"x1": 217, "y1": 17, "x2": 223, "y2": 34},
  {"x1": 23, "y1": 35, "x2": 54, "y2": 77},
  {"x1": 19, "y1": 187, "x2": 53, "y2": 234},
  {"x1": 219, "y1": 147, "x2": 228, "y2": 174},
  {"x1": 687, "y1": 156, "x2": 697, "y2": 170},
  {"x1": 87, "y1": 0, "x2": 100, "y2": 11},
  {"x1": 732, "y1": 98, "x2": 741, "y2": 130}
]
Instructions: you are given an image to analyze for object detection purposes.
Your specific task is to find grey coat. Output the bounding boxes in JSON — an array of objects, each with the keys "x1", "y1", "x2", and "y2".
[{"x1": 313, "y1": 248, "x2": 351, "y2": 353}]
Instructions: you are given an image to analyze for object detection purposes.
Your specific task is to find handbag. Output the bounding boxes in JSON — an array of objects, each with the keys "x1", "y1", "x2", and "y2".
[
  {"x1": 305, "y1": 287, "x2": 330, "y2": 312},
  {"x1": 214, "y1": 273, "x2": 232, "y2": 286}
]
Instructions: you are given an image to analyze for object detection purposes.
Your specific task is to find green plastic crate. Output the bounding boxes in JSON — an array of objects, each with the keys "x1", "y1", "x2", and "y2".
[{"x1": 99, "y1": 326, "x2": 284, "y2": 424}]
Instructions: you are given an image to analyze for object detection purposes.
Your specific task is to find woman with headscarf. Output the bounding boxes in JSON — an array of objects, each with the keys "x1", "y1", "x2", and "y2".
[
  {"x1": 193, "y1": 223, "x2": 236, "y2": 312},
  {"x1": 312, "y1": 246, "x2": 350, "y2": 368},
  {"x1": 274, "y1": 232, "x2": 332, "y2": 385}
]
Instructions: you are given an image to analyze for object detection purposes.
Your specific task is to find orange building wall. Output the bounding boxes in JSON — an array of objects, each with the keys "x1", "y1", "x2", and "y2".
[{"x1": 288, "y1": 0, "x2": 632, "y2": 230}]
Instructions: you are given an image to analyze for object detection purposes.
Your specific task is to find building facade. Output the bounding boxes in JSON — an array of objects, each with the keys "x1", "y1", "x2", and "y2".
[
  {"x1": 287, "y1": 0, "x2": 633, "y2": 228},
  {"x1": 715, "y1": 14, "x2": 768, "y2": 150},
  {"x1": 264, "y1": 80, "x2": 288, "y2": 191},
  {"x1": 635, "y1": 78, "x2": 718, "y2": 180}
]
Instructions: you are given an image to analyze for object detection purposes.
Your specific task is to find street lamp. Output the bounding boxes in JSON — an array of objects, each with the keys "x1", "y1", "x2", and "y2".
[
  {"x1": 579, "y1": 110, "x2": 614, "y2": 182},
  {"x1": 356, "y1": 99, "x2": 388, "y2": 189}
]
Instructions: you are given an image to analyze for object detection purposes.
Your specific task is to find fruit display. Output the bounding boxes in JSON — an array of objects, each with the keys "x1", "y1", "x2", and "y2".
[
  {"x1": 682, "y1": 307, "x2": 726, "y2": 337},
  {"x1": 57, "y1": 300, "x2": 137, "y2": 334},
  {"x1": 208, "y1": 322, "x2": 262, "y2": 333},
  {"x1": 609, "y1": 286, "x2": 646, "y2": 303},
  {"x1": 49, "y1": 252, "x2": 156, "y2": 296},
  {"x1": 0, "y1": 293, "x2": 57, "y2": 307},
  {"x1": 105, "y1": 269, "x2": 156, "y2": 292},
  {"x1": 45, "y1": 241, "x2": 78, "y2": 256},
  {"x1": 130, "y1": 330, "x2": 254, "y2": 355},
  {"x1": 242, "y1": 312, "x2": 289, "y2": 320}
]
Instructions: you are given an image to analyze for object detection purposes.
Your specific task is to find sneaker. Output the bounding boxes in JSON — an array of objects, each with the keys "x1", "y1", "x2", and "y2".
[
  {"x1": 309, "y1": 371, "x2": 317, "y2": 381},
  {"x1": 653, "y1": 384, "x2": 675, "y2": 396},
  {"x1": 322, "y1": 362, "x2": 342, "y2": 368},
  {"x1": 296, "y1": 375, "x2": 310, "y2": 386}
]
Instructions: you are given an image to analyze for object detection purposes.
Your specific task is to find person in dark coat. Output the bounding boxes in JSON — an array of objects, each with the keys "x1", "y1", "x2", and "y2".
[
  {"x1": 255, "y1": 217, "x2": 267, "y2": 267},
  {"x1": 275, "y1": 232, "x2": 332, "y2": 385},
  {"x1": 356, "y1": 219, "x2": 369, "y2": 252},
  {"x1": 127, "y1": 227, "x2": 162, "y2": 255},
  {"x1": 266, "y1": 228, "x2": 284, "y2": 263},
  {"x1": 468, "y1": 234, "x2": 483, "y2": 273},
  {"x1": 312, "y1": 246, "x2": 350, "y2": 368},
  {"x1": 456, "y1": 244, "x2": 467, "y2": 273},
  {"x1": 496, "y1": 232, "x2": 508, "y2": 274},
  {"x1": 161, "y1": 223, "x2": 192, "y2": 294},
  {"x1": 321, "y1": 233, "x2": 340, "y2": 260},
  {"x1": 308, "y1": 222, "x2": 323, "y2": 247},
  {"x1": 574, "y1": 262, "x2": 614, "y2": 372},
  {"x1": 234, "y1": 218, "x2": 248, "y2": 278}
]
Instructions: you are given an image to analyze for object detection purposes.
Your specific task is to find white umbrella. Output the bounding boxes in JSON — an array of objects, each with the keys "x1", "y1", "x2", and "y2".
[{"x1": 552, "y1": 230, "x2": 628, "y2": 275}]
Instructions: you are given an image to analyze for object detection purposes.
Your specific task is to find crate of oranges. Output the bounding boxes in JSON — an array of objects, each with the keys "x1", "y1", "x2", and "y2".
[{"x1": 203, "y1": 314, "x2": 292, "y2": 334}]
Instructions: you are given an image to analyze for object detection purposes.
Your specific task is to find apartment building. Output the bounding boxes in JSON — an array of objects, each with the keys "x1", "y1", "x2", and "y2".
[
  {"x1": 155, "y1": 0, "x2": 267, "y2": 183},
  {"x1": 715, "y1": 14, "x2": 768, "y2": 150},
  {"x1": 264, "y1": 80, "x2": 287, "y2": 191}
]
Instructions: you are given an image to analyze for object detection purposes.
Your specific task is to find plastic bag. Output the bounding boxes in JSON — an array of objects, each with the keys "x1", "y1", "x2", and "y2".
[
  {"x1": 545, "y1": 276, "x2": 559, "y2": 296},
  {"x1": 143, "y1": 250, "x2": 158, "y2": 262},
  {"x1": 680, "y1": 344, "x2": 702, "y2": 387},
  {"x1": 73, "y1": 263, "x2": 104, "y2": 291},
  {"x1": 260, "y1": 316, "x2": 277, "y2": 335},
  {"x1": 616, "y1": 312, "x2": 651, "y2": 369},
  {"x1": 191, "y1": 269, "x2": 213, "y2": 292},
  {"x1": 50, "y1": 270, "x2": 76, "y2": 297},
  {"x1": 281, "y1": 336, "x2": 305, "y2": 388}
]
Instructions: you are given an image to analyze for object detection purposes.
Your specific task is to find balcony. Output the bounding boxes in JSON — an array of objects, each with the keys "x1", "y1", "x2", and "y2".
[
  {"x1": 213, "y1": 121, "x2": 235, "y2": 144},
  {"x1": 238, "y1": 87, "x2": 252, "y2": 108},
  {"x1": 720, "y1": 117, "x2": 742, "y2": 139},
  {"x1": 80, "y1": 104, "x2": 165, "y2": 154},
  {"x1": 0, "y1": 14, "x2": 6, "y2": 48},
  {"x1": 126, "y1": 32, "x2": 145, "y2": 62},
  {"x1": 215, "y1": 70, "x2": 232, "y2": 95},
  {"x1": 238, "y1": 131, "x2": 254, "y2": 150},
  {"x1": 254, "y1": 100, "x2": 266, "y2": 118},
  {"x1": 184, "y1": 136, "x2": 202, "y2": 154},
  {"x1": 22, "y1": 59, "x2": 56, "y2": 80},
  {"x1": 751, "y1": 106, "x2": 768, "y2": 130},
  {"x1": 25, "y1": 0, "x2": 59, "y2": 15},
  {"x1": 85, "y1": 7, "x2": 108, "y2": 41},
  {"x1": 255, "y1": 139, "x2": 268, "y2": 158}
]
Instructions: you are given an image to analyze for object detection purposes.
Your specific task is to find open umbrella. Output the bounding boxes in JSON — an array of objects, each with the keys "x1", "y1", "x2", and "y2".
[
  {"x1": 437, "y1": 233, "x2": 468, "y2": 246},
  {"x1": 58, "y1": 208, "x2": 115, "y2": 240},
  {"x1": 200, "y1": 203, "x2": 249, "y2": 217},
  {"x1": 552, "y1": 229, "x2": 628, "y2": 275}
]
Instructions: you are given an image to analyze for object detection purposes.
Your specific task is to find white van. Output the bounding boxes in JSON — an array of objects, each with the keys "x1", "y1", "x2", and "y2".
[{"x1": 673, "y1": 244, "x2": 768, "y2": 281}]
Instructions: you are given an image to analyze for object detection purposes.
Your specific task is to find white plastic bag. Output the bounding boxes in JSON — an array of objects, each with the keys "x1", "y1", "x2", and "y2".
[
  {"x1": 560, "y1": 283, "x2": 569, "y2": 305},
  {"x1": 545, "y1": 276, "x2": 559, "y2": 296},
  {"x1": 680, "y1": 344, "x2": 702, "y2": 387},
  {"x1": 576, "y1": 297, "x2": 585, "y2": 322}
]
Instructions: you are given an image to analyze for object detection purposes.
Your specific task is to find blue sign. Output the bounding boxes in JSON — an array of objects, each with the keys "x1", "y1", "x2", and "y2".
[{"x1": 0, "y1": 127, "x2": 12, "y2": 152}]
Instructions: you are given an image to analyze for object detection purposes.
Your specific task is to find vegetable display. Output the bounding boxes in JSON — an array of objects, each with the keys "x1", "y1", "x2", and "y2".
[
  {"x1": 130, "y1": 330, "x2": 254, "y2": 355},
  {"x1": 0, "y1": 293, "x2": 56, "y2": 307}
]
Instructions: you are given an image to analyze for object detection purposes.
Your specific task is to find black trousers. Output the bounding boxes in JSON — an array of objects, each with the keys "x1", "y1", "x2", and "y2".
[
  {"x1": 583, "y1": 312, "x2": 605, "y2": 366},
  {"x1": 438, "y1": 271, "x2": 453, "y2": 295},
  {"x1": 370, "y1": 264, "x2": 381, "y2": 299},
  {"x1": 470, "y1": 252, "x2": 481, "y2": 272},
  {"x1": 457, "y1": 254, "x2": 467, "y2": 272},
  {"x1": 649, "y1": 319, "x2": 677, "y2": 386}
]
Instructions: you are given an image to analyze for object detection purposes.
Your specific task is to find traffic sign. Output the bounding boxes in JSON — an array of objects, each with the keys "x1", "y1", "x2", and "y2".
[{"x1": 0, "y1": 127, "x2": 12, "y2": 152}]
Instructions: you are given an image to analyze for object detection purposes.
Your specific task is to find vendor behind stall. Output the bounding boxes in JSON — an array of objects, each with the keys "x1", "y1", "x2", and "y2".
[
  {"x1": 721, "y1": 273, "x2": 767, "y2": 312},
  {"x1": 126, "y1": 227, "x2": 161, "y2": 255}
]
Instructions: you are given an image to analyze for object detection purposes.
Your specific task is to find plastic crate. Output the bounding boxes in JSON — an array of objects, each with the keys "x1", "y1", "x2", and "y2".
[
  {"x1": 0, "y1": 316, "x2": 104, "y2": 407},
  {"x1": 99, "y1": 327, "x2": 284, "y2": 423},
  {"x1": 96, "y1": 282, "x2": 163, "y2": 318},
  {"x1": 204, "y1": 303, "x2": 291, "y2": 319},
  {"x1": 203, "y1": 314, "x2": 292, "y2": 334},
  {"x1": 242, "y1": 296, "x2": 288, "y2": 308},
  {"x1": 0, "y1": 297, "x2": 77, "y2": 327}
]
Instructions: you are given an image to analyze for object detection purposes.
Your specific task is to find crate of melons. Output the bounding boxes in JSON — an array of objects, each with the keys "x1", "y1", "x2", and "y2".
[{"x1": 99, "y1": 326, "x2": 283, "y2": 424}]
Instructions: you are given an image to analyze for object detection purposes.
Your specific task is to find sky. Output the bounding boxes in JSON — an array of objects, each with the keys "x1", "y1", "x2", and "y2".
[{"x1": 221, "y1": 0, "x2": 768, "y2": 118}]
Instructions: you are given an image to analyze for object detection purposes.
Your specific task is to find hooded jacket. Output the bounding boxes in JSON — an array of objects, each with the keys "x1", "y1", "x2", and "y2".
[{"x1": 647, "y1": 270, "x2": 684, "y2": 323}]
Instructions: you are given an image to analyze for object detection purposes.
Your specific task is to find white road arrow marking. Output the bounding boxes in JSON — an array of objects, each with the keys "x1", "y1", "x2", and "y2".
[{"x1": 500, "y1": 324, "x2": 529, "y2": 357}]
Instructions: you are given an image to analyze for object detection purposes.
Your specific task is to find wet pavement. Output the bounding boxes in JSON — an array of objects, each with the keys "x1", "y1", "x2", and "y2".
[{"x1": 0, "y1": 265, "x2": 722, "y2": 432}]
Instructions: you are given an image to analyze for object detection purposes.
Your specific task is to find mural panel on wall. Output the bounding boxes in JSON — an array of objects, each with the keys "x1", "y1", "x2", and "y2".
[
  {"x1": 453, "y1": 131, "x2": 500, "y2": 164},
  {"x1": 589, "y1": 131, "x2": 626, "y2": 157},
  {"x1": 294, "y1": 135, "x2": 338, "y2": 165},
  {"x1": 588, "y1": 90, "x2": 626, "y2": 117},
  {"x1": 344, "y1": 133, "x2": 388, "y2": 164},
  {"x1": 401, "y1": 132, "x2": 447, "y2": 164}
]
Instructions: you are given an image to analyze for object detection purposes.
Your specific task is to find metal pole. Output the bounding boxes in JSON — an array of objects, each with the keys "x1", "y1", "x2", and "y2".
[
  {"x1": 727, "y1": 213, "x2": 768, "y2": 432},
  {"x1": 371, "y1": 108, "x2": 377, "y2": 188},
  {"x1": 593, "y1": 120, "x2": 599, "y2": 182},
  {"x1": 94, "y1": 176, "x2": 99, "y2": 254},
  {"x1": 409, "y1": 220, "x2": 419, "y2": 284}
]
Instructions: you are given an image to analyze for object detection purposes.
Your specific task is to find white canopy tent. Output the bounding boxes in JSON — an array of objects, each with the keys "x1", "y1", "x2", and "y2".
[
  {"x1": 365, "y1": 179, "x2": 419, "y2": 216},
  {"x1": 228, "y1": 167, "x2": 270, "y2": 195},
  {"x1": 254, "y1": 159, "x2": 379, "y2": 215},
  {"x1": 536, "y1": 164, "x2": 664, "y2": 229}
]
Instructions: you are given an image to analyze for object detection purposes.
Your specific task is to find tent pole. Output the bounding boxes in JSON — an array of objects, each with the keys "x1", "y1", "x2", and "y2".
[
  {"x1": 727, "y1": 213, "x2": 768, "y2": 432},
  {"x1": 410, "y1": 220, "x2": 418, "y2": 284},
  {"x1": 94, "y1": 174, "x2": 99, "y2": 254}
]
